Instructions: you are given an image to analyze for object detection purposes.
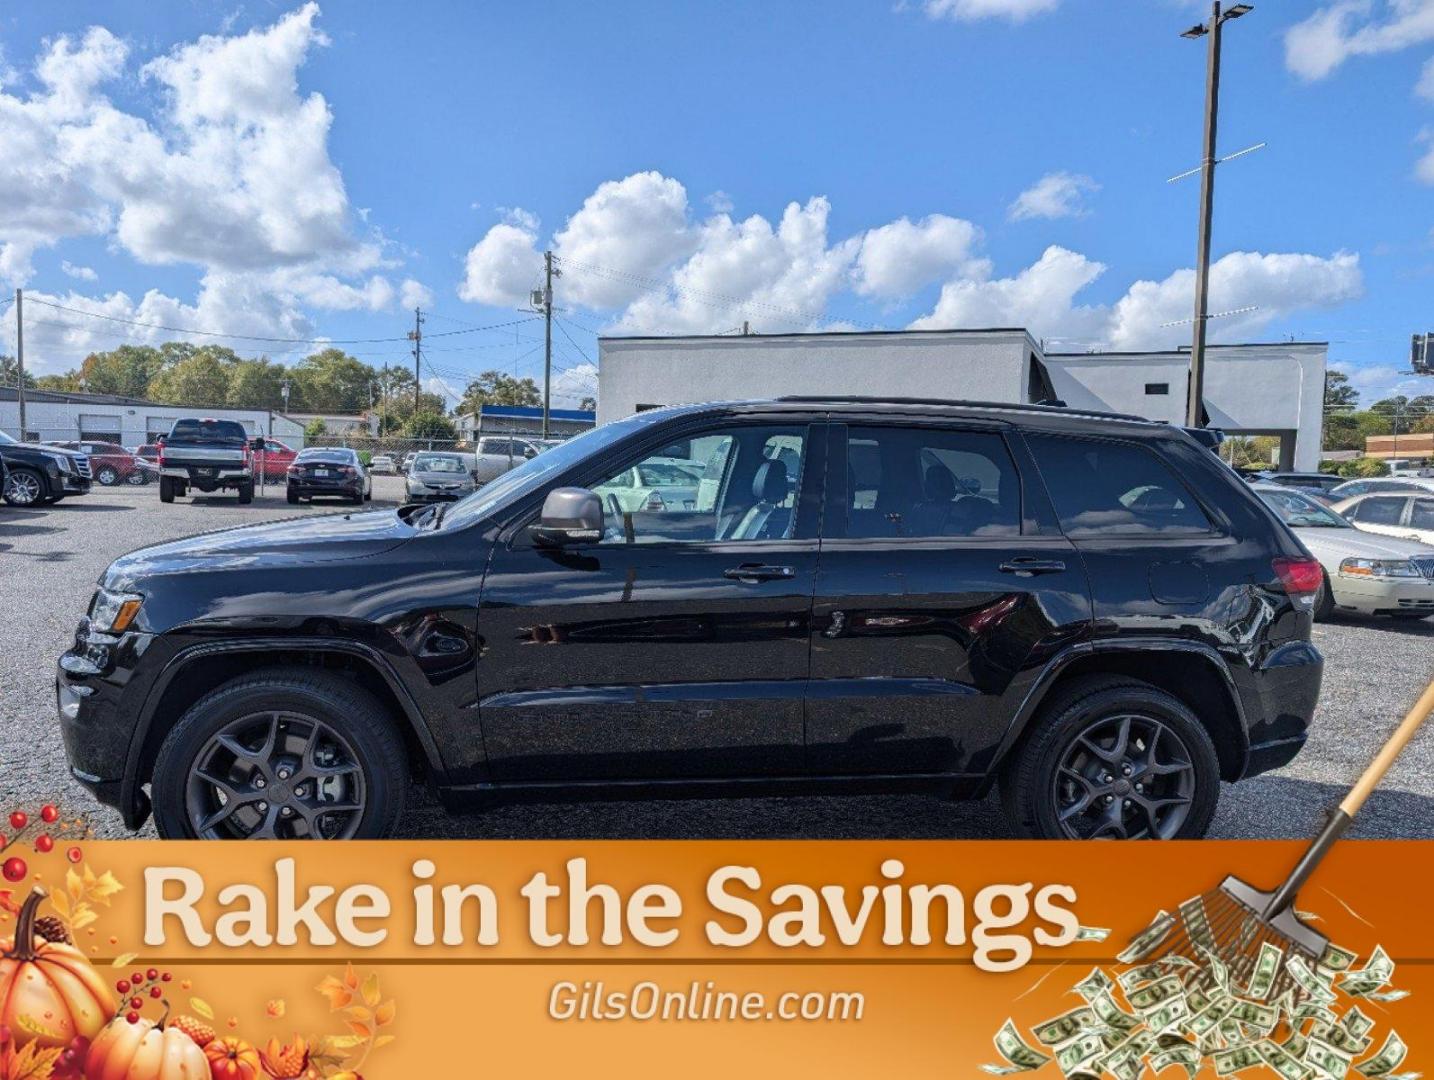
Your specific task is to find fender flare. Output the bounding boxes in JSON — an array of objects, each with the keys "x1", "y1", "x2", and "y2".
[
  {"x1": 984, "y1": 637, "x2": 1251, "y2": 785},
  {"x1": 121, "y1": 637, "x2": 448, "y2": 826}
]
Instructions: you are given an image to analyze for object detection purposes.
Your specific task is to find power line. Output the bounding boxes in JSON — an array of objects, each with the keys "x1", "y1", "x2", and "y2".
[{"x1": 554, "y1": 315, "x2": 594, "y2": 367}]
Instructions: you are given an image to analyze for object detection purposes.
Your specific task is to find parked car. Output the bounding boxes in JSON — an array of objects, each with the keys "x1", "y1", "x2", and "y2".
[
  {"x1": 48, "y1": 440, "x2": 151, "y2": 486},
  {"x1": 58, "y1": 397, "x2": 1325, "y2": 841},
  {"x1": 1333, "y1": 491, "x2": 1434, "y2": 547},
  {"x1": 1327, "y1": 476, "x2": 1434, "y2": 501},
  {"x1": 286, "y1": 447, "x2": 372, "y2": 505},
  {"x1": 252, "y1": 437, "x2": 297, "y2": 481},
  {"x1": 1254, "y1": 484, "x2": 1434, "y2": 621},
  {"x1": 1263, "y1": 471, "x2": 1344, "y2": 499},
  {"x1": 404, "y1": 451, "x2": 477, "y2": 502},
  {"x1": 369, "y1": 454, "x2": 397, "y2": 475},
  {"x1": 156, "y1": 418, "x2": 256, "y2": 504},
  {"x1": 472, "y1": 436, "x2": 540, "y2": 484},
  {"x1": 1, "y1": 429, "x2": 91, "y2": 506},
  {"x1": 400, "y1": 451, "x2": 418, "y2": 475},
  {"x1": 593, "y1": 455, "x2": 703, "y2": 515}
]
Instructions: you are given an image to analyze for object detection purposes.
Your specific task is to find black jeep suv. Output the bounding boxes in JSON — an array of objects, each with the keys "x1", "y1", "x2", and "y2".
[{"x1": 57, "y1": 398, "x2": 1323, "y2": 840}]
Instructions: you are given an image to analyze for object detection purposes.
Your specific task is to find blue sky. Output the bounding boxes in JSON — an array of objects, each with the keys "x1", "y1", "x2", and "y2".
[{"x1": 3, "y1": 0, "x2": 1434, "y2": 408}]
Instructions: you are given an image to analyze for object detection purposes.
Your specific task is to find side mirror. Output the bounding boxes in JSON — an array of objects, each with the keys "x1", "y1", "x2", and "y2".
[
  {"x1": 250, "y1": 436, "x2": 267, "y2": 451},
  {"x1": 530, "y1": 487, "x2": 603, "y2": 546},
  {"x1": 523, "y1": 445, "x2": 538, "y2": 459}
]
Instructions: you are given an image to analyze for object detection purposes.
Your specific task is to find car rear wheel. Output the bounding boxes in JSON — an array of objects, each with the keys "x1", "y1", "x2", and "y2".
[
  {"x1": 286, "y1": 488, "x2": 299, "y2": 504},
  {"x1": 125, "y1": 469, "x2": 149, "y2": 485},
  {"x1": 96, "y1": 466, "x2": 119, "y2": 486},
  {"x1": 3, "y1": 468, "x2": 45, "y2": 506},
  {"x1": 159, "y1": 476, "x2": 176, "y2": 503},
  {"x1": 152, "y1": 668, "x2": 408, "y2": 840},
  {"x1": 999, "y1": 675, "x2": 1219, "y2": 840},
  {"x1": 237, "y1": 481, "x2": 253, "y2": 505},
  {"x1": 1314, "y1": 571, "x2": 1336, "y2": 621}
]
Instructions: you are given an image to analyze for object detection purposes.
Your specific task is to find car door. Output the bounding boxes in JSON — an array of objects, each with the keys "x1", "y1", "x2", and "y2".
[
  {"x1": 1406, "y1": 496, "x2": 1434, "y2": 544},
  {"x1": 475, "y1": 416, "x2": 826, "y2": 782},
  {"x1": 1348, "y1": 495, "x2": 1412, "y2": 540},
  {"x1": 807, "y1": 420, "x2": 1090, "y2": 778}
]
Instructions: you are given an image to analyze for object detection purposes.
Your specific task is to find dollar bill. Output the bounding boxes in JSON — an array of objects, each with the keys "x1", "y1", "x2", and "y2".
[
  {"x1": 985, "y1": 1020, "x2": 1053, "y2": 1074},
  {"x1": 1073, "y1": 968, "x2": 1115, "y2": 1002},
  {"x1": 1146, "y1": 997, "x2": 1191, "y2": 1034},
  {"x1": 1343, "y1": 1008, "x2": 1375, "y2": 1040},
  {"x1": 1363, "y1": 989, "x2": 1409, "y2": 1004},
  {"x1": 1076, "y1": 925, "x2": 1112, "y2": 942},
  {"x1": 1034, "y1": 1007, "x2": 1099, "y2": 1047},
  {"x1": 1091, "y1": 991, "x2": 1142, "y2": 1034},
  {"x1": 1320, "y1": 943, "x2": 1358, "y2": 973},
  {"x1": 1260, "y1": 1039, "x2": 1313, "y2": 1080},
  {"x1": 1118, "y1": 911, "x2": 1176, "y2": 964},
  {"x1": 1294, "y1": 1001, "x2": 1338, "y2": 1028},
  {"x1": 1179, "y1": 895, "x2": 1216, "y2": 952},
  {"x1": 1056, "y1": 1033, "x2": 1107, "y2": 1076},
  {"x1": 1246, "y1": 941, "x2": 1285, "y2": 1001},
  {"x1": 1120, "y1": 962, "x2": 1173, "y2": 992},
  {"x1": 1307, "y1": 1037, "x2": 1354, "y2": 1079},
  {"x1": 1340, "y1": 947, "x2": 1395, "y2": 998},
  {"x1": 1284, "y1": 1031, "x2": 1310, "y2": 1060},
  {"x1": 1288, "y1": 955, "x2": 1339, "y2": 1005},
  {"x1": 1356, "y1": 1032, "x2": 1408, "y2": 1078},
  {"x1": 1186, "y1": 985, "x2": 1212, "y2": 1015},
  {"x1": 1312, "y1": 1021, "x2": 1373, "y2": 1057},
  {"x1": 1151, "y1": 1044, "x2": 1201, "y2": 1078},
  {"x1": 1200, "y1": 945, "x2": 1232, "y2": 993},
  {"x1": 1228, "y1": 999, "x2": 1279, "y2": 1033},
  {"x1": 1214, "y1": 1044, "x2": 1264, "y2": 1075},
  {"x1": 1128, "y1": 975, "x2": 1185, "y2": 1014},
  {"x1": 1187, "y1": 997, "x2": 1237, "y2": 1039}
]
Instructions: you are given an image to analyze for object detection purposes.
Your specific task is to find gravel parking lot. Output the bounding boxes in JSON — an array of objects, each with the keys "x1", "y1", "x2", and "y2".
[{"x1": 3, "y1": 478, "x2": 1432, "y2": 840}]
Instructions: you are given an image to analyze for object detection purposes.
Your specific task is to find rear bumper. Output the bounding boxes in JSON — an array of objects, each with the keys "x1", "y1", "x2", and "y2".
[
  {"x1": 289, "y1": 479, "x2": 363, "y2": 497},
  {"x1": 1236, "y1": 639, "x2": 1323, "y2": 780}
]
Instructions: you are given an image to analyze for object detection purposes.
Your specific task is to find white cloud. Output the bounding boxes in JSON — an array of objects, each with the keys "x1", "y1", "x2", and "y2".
[
  {"x1": 1008, "y1": 172, "x2": 1100, "y2": 221},
  {"x1": 1419, "y1": 128, "x2": 1434, "y2": 183},
  {"x1": 1330, "y1": 358, "x2": 1433, "y2": 402},
  {"x1": 457, "y1": 212, "x2": 543, "y2": 307},
  {"x1": 551, "y1": 362, "x2": 599, "y2": 409},
  {"x1": 1285, "y1": 1, "x2": 1434, "y2": 81},
  {"x1": 853, "y1": 214, "x2": 983, "y2": 299},
  {"x1": 922, "y1": 0, "x2": 1061, "y2": 22},
  {"x1": 399, "y1": 278, "x2": 434, "y2": 310},
  {"x1": 60, "y1": 261, "x2": 97, "y2": 281},
  {"x1": 910, "y1": 245, "x2": 1109, "y2": 339}
]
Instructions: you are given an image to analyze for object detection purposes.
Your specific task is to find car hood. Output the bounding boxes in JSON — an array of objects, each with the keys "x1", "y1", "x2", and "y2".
[
  {"x1": 9, "y1": 441, "x2": 83, "y2": 459},
  {"x1": 102, "y1": 509, "x2": 416, "y2": 588},
  {"x1": 1292, "y1": 525, "x2": 1434, "y2": 565}
]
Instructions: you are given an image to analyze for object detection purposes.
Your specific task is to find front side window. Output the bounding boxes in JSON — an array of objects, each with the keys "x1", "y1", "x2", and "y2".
[
  {"x1": 1411, "y1": 499, "x2": 1434, "y2": 530},
  {"x1": 841, "y1": 426, "x2": 1020, "y2": 539},
  {"x1": 1353, "y1": 497, "x2": 1407, "y2": 526},
  {"x1": 591, "y1": 426, "x2": 807, "y2": 545},
  {"x1": 1027, "y1": 434, "x2": 1213, "y2": 537}
]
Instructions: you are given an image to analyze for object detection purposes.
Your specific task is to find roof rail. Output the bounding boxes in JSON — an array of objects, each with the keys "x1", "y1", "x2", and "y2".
[{"x1": 772, "y1": 395, "x2": 1154, "y2": 424}]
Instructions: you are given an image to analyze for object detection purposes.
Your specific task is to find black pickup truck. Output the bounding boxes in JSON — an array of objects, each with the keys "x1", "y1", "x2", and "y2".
[
  {"x1": 1, "y1": 429, "x2": 92, "y2": 506},
  {"x1": 157, "y1": 418, "x2": 258, "y2": 504}
]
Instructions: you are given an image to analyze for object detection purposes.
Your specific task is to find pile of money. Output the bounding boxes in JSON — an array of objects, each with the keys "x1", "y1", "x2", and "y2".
[{"x1": 983, "y1": 904, "x2": 1415, "y2": 1080}]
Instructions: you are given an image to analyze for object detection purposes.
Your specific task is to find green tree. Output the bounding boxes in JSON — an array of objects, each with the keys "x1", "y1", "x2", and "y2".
[
  {"x1": 226, "y1": 357, "x2": 289, "y2": 409},
  {"x1": 1336, "y1": 457, "x2": 1390, "y2": 479},
  {"x1": 291, "y1": 348, "x2": 377, "y2": 413},
  {"x1": 457, "y1": 369, "x2": 540, "y2": 415},
  {"x1": 402, "y1": 410, "x2": 457, "y2": 440},
  {"x1": 149, "y1": 351, "x2": 230, "y2": 405},
  {"x1": 1324, "y1": 370, "x2": 1358, "y2": 409},
  {"x1": 35, "y1": 372, "x2": 82, "y2": 391},
  {"x1": 0, "y1": 355, "x2": 34, "y2": 390},
  {"x1": 304, "y1": 416, "x2": 329, "y2": 441},
  {"x1": 579, "y1": 395, "x2": 597, "y2": 412},
  {"x1": 78, "y1": 345, "x2": 164, "y2": 398}
]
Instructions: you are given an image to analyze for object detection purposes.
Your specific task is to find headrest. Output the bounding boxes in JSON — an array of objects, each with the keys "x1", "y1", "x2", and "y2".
[
  {"x1": 923, "y1": 466, "x2": 957, "y2": 501},
  {"x1": 753, "y1": 459, "x2": 789, "y2": 502}
]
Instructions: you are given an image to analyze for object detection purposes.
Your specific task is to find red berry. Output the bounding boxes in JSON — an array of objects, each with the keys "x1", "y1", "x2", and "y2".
[
  {"x1": 66, "y1": 846, "x2": 83, "y2": 864},
  {"x1": 35, "y1": 835, "x2": 54, "y2": 853},
  {"x1": 161, "y1": 972, "x2": 172, "y2": 982},
  {"x1": 8, "y1": 812, "x2": 26, "y2": 831},
  {"x1": 116, "y1": 980, "x2": 130, "y2": 994},
  {"x1": 150, "y1": 986, "x2": 162, "y2": 999},
  {"x1": 126, "y1": 1012, "x2": 139, "y2": 1024},
  {"x1": 131, "y1": 972, "x2": 143, "y2": 985},
  {"x1": 146, "y1": 968, "x2": 159, "y2": 981},
  {"x1": 40, "y1": 805, "x2": 59, "y2": 824},
  {"x1": 1, "y1": 856, "x2": 26, "y2": 883},
  {"x1": 129, "y1": 997, "x2": 143, "y2": 1010}
]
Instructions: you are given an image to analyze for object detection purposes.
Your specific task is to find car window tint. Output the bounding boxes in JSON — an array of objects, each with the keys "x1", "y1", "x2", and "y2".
[
  {"x1": 1354, "y1": 497, "x2": 1406, "y2": 525},
  {"x1": 168, "y1": 419, "x2": 247, "y2": 445},
  {"x1": 592, "y1": 426, "x2": 806, "y2": 545},
  {"x1": 1027, "y1": 434, "x2": 1213, "y2": 537},
  {"x1": 1410, "y1": 499, "x2": 1434, "y2": 529},
  {"x1": 843, "y1": 427, "x2": 1020, "y2": 539}
]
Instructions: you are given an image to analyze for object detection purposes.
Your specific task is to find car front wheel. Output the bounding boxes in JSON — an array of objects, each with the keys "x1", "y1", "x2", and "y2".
[
  {"x1": 96, "y1": 466, "x2": 120, "y2": 485},
  {"x1": 2, "y1": 468, "x2": 45, "y2": 506},
  {"x1": 999, "y1": 675, "x2": 1219, "y2": 840},
  {"x1": 151, "y1": 668, "x2": 408, "y2": 840}
]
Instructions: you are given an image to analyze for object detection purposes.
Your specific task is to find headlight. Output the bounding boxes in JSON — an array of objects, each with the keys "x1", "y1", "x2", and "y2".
[
  {"x1": 1339, "y1": 558, "x2": 1421, "y2": 580},
  {"x1": 89, "y1": 588, "x2": 144, "y2": 632},
  {"x1": 53, "y1": 454, "x2": 73, "y2": 474}
]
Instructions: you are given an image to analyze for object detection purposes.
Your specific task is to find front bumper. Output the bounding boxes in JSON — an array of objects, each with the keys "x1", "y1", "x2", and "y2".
[
  {"x1": 1330, "y1": 572, "x2": 1434, "y2": 617},
  {"x1": 406, "y1": 486, "x2": 472, "y2": 502},
  {"x1": 60, "y1": 475, "x2": 92, "y2": 495}
]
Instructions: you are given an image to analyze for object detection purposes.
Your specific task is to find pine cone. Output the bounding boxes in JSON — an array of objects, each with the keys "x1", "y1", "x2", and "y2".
[{"x1": 33, "y1": 915, "x2": 70, "y2": 944}]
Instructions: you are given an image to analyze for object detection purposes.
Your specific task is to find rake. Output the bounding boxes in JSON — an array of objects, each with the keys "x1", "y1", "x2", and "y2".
[{"x1": 1141, "y1": 677, "x2": 1434, "y2": 1003}]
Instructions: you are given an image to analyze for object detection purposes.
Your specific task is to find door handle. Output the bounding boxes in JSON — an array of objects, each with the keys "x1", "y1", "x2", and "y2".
[
  {"x1": 724, "y1": 563, "x2": 795, "y2": 582},
  {"x1": 999, "y1": 557, "x2": 1067, "y2": 577}
]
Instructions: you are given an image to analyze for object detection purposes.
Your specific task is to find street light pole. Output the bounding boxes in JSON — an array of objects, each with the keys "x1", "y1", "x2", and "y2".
[{"x1": 1182, "y1": 2, "x2": 1252, "y2": 428}]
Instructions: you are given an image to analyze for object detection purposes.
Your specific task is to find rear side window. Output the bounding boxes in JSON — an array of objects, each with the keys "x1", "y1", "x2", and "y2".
[
  {"x1": 167, "y1": 419, "x2": 247, "y2": 446},
  {"x1": 1352, "y1": 497, "x2": 1407, "y2": 526},
  {"x1": 1027, "y1": 434, "x2": 1213, "y2": 537},
  {"x1": 842, "y1": 426, "x2": 1020, "y2": 539},
  {"x1": 1412, "y1": 499, "x2": 1434, "y2": 530}
]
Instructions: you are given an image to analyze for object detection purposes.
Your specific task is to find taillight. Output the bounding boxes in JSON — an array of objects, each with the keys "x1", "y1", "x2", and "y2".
[
  {"x1": 156, "y1": 441, "x2": 165, "y2": 468},
  {"x1": 1273, "y1": 556, "x2": 1323, "y2": 598}
]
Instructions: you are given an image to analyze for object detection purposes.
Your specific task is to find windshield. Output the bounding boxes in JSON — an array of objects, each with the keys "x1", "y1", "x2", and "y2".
[
  {"x1": 439, "y1": 411, "x2": 671, "y2": 531},
  {"x1": 167, "y1": 419, "x2": 248, "y2": 445},
  {"x1": 414, "y1": 454, "x2": 466, "y2": 473},
  {"x1": 1258, "y1": 487, "x2": 1351, "y2": 529},
  {"x1": 638, "y1": 462, "x2": 701, "y2": 486},
  {"x1": 0, "y1": 430, "x2": 16, "y2": 446}
]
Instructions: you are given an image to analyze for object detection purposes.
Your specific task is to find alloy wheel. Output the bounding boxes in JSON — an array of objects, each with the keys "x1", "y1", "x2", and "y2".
[
  {"x1": 97, "y1": 467, "x2": 119, "y2": 485},
  {"x1": 184, "y1": 710, "x2": 367, "y2": 839},
  {"x1": 3, "y1": 471, "x2": 42, "y2": 506},
  {"x1": 1051, "y1": 713, "x2": 1195, "y2": 839}
]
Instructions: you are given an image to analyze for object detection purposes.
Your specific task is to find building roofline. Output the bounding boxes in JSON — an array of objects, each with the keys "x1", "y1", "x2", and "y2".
[
  {"x1": 1047, "y1": 341, "x2": 1329, "y2": 357},
  {"x1": 600, "y1": 327, "x2": 1035, "y2": 343}
]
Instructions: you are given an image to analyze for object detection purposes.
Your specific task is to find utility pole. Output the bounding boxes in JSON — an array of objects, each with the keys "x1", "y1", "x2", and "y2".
[
  {"x1": 408, "y1": 307, "x2": 424, "y2": 413},
  {"x1": 1181, "y1": 2, "x2": 1253, "y2": 428},
  {"x1": 542, "y1": 251, "x2": 554, "y2": 439},
  {"x1": 14, "y1": 289, "x2": 25, "y2": 439}
]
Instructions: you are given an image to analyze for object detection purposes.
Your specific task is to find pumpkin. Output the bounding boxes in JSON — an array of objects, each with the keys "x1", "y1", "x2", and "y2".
[
  {"x1": 204, "y1": 1036, "x2": 263, "y2": 1080},
  {"x1": 85, "y1": 1012, "x2": 209, "y2": 1080},
  {"x1": 0, "y1": 888, "x2": 115, "y2": 1050}
]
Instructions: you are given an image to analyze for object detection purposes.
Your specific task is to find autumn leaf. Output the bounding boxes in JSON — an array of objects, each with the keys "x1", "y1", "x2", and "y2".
[
  {"x1": 373, "y1": 1034, "x2": 396, "y2": 1049},
  {"x1": 342, "y1": 1006, "x2": 371, "y2": 1025},
  {"x1": 316, "y1": 975, "x2": 353, "y2": 1011},
  {"x1": 190, "y1": 997, "x2": 215, "y2": 1020},
  {"x1": 65, "y1": 868, "x2": 84, "y2": 904},
  {"x1": 47, "y1": 891, "x2": 69, "y2": 920},
  {"x1": 265, "y1": 999, "x2": 286, "y2": 1019},
  {"x1": 344, "y1": 1020, "x2": 372, "y2": 1040},
  {"x1": 374, "y1": 1000, "x2": 396, "y2": 1027},
  {"x1": 111, "y1": 952, "x2": 138, "y2": 968},
  {"x1": 342, "y1": 962, "x2": 359, "y2": 990},
  {"x1": 2, "y1": 1041, "x2": 64, "y2": 1080},
  {"x1": 0, "y1": 890, "x2": 20, "y2": 917},
  {"x1": 360, "y1": 972, "x2": 381, "y2": 1008}
]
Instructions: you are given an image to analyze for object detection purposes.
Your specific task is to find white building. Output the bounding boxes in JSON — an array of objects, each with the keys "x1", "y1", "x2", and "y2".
[
  {"x1": 0, "y1": 388, "x2": 307, "y2": 448},
  {"x1": 596, "y1": 329, "x2": 1325, "y2": 471},
  {"x1": 282, "y1": 411, "x2": 379, "y2": 437}
]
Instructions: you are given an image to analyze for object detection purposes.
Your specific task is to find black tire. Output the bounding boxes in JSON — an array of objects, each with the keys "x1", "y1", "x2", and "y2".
[
  {"x1": 286, "y1": 488, "x2": 299, "y2": 505},
  {"x1": 1314, "y1": 571, "x2": 1336, "y2": 621},
  {"x1": 2, "y1": 467, "x2": 45, "y2": 507},
  {"x1": 363, "y1": 487, "x2": 372, "y2": 502},
  {"x1": 151, "y1": 668, "x2": 408, "y2": 840},
  {"x1": 96, "y1": 466, "x2": 120, "y2": 486},
  {"x1": 125, "y1": 469, "x2": 149, "y2": 486},
  {"x1": 159, "y1": 476, "x2": 175, "y2": 503},
  {"x1": 998, "y1": 675, "x2": 1220, "y2": 840},
  {"x1": 1386, "y1": 611, "x2": 1432, "y2": 621},
  {"x1": 237, "y1": 481, "x2": 253, "y2": 505}
]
